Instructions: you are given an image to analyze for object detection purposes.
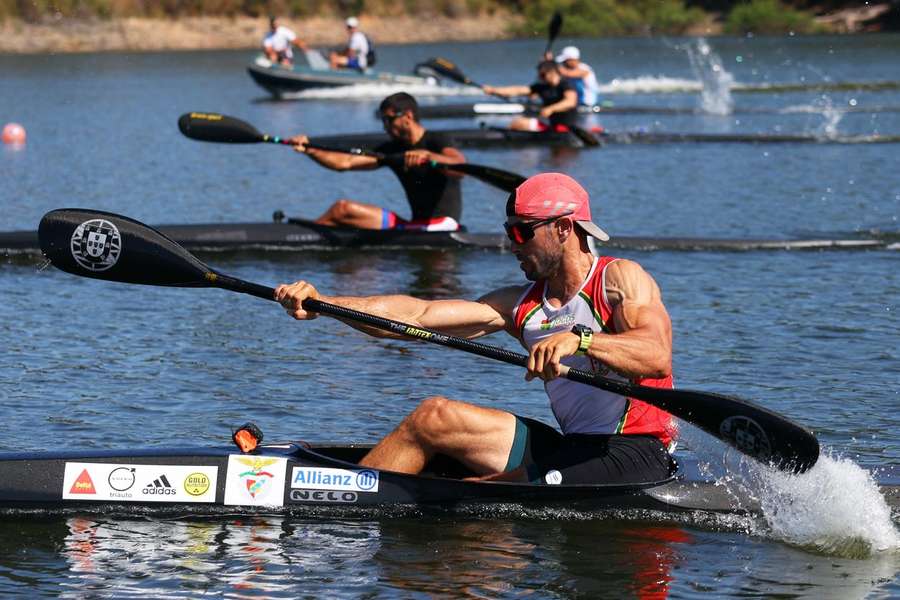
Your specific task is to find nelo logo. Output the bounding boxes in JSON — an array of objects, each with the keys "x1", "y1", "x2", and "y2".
[{"x1": 290, "y1": 490, "x2": 358, "y2": 503}]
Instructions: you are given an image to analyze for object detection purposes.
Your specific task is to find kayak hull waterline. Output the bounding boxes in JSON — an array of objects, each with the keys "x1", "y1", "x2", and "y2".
[
  {"x1": 308, "y1": 128, "x2": 900, "y2": 150},
  {"x1": 3, "y1": 442, "x2": 897, "y2": 514},
  {"x1": 416, "y1": 102, "x2": 900, "y2": 119},
  {"x1": 1, "y1": 217, "x2": 892, "y2": 254},
  {"x1": 0, "y1": 442, "x2": 749, "y2": 514}
]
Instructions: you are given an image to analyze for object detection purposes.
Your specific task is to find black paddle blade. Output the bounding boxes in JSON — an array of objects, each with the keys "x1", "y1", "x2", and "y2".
[
  {"x1": 38, "y1": 209, "x2": 213, "y2": 287},
  {"x1": 548, "y1": 11, "x2": 563, "y2": 44},
  {"x1": 571, "y1": 126, "x2": 601, "y2": 147},
  {"x1": 177, "y1": 112, "x2": 266, "y2": 144},
  {"x1": 420, "y1": 57, "x2": 473, "y2": 86},
  {"x1": 621, "y1": 383, "x2": 819, "y2": 473},
  {"x1": 452, "y1": 163, "x2": 525, "y2": 192}
]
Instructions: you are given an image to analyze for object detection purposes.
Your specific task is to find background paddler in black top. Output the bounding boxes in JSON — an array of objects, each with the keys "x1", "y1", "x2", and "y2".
[
  {"x1": 287, "y1": 92, "x2": 466, "y2": 231},
  {"x1": 482, "y1": 61, "x2": 579, "y2": 133}
]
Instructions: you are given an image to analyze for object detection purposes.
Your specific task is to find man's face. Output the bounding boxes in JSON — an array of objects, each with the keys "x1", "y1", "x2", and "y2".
[
  {"x1": 505, "y1": 215, "x2": 566, "y2": 281},
  {"x1": 380, "y1": 109, "x2": 412, "y2": 140},
  {"x1": 563, "y1": 58, "x2": 578, "y2": 69},
  {"x1": 539, "y1": 69, "x2": 561, "y2": 86}
]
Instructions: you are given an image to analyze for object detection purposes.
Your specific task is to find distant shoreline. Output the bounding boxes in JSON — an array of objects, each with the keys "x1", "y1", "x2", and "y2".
[
  {"x1": 0, "y1": 7, "x2": 889, "y2": 55},
  {"x1": 0, "y1": 14, "x2": 532, "y2": 55}
]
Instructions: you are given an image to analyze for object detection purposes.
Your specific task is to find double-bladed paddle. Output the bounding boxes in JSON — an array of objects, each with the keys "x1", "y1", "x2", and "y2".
[
  {"x1": 39, "y1": 208, "x2": 820, "y2": 475},
  {"x1": 417, "y1": 59, "x2": 600, "y2": 148},
  {"x1": 178, "y1": 112, "x2": 526, "y2": 193}
]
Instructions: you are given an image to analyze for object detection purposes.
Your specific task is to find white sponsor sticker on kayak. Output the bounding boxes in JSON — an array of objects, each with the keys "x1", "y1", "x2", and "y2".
[
  {"x1": 224, "y1": 455, "x2": 288, "y2": 507},
  {"x1": 290, "y1": 467, "x2": 379, "y2": 493},
  {"x1": 62, "y1": 463, "x2": 218, "y2": 503}
]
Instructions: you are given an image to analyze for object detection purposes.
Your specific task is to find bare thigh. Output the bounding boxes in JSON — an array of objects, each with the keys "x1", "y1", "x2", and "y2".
[{"x1": 424, "y1": 398, "x2": 518, "y2": 474}]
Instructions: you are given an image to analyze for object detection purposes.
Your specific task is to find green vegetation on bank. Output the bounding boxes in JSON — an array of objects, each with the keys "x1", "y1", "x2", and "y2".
[
  {"x1": 0, "y1": 0, "x2": 841, "y2": 36},
  {"x1": 724, "y1": 0, "x2": 822, "y2": 34}
]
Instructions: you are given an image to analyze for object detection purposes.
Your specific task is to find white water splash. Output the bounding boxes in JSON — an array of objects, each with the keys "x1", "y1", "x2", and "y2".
[
  {"x1": 684, "y1": 38, "x2": 734, "y2": 115},
  {"x1": 601, "y1": 76, "x2": 702, "y2": 95},
  {"x1": 678, "y1": 422, "x2": 899, "y2": 558},
  {"x1": 754, "y1": 454, "x2": 900, "y2": 557}
]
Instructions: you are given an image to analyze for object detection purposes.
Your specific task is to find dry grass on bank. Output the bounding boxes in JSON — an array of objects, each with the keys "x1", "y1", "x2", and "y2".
[{"x1": 0, "y1": 14, "x2": 522, "y2": 54}]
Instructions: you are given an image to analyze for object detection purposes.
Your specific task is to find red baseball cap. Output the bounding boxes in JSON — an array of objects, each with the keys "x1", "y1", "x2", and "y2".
[{"x1": 506, "y1": 173, "x2": 610, "y2": 241}]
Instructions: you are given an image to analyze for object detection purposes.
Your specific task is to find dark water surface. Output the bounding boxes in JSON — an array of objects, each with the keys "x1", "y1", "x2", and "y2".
[{"x1": 1, "y1": 34, "x2": 899, "y2": 597}]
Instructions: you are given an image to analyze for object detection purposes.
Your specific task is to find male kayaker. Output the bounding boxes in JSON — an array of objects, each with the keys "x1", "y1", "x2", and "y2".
[
  {"x1": 553, "y1": 46, "x2": 601, "y2": 107},
  {"x1": 482, "y1": 61, "x2": 579, "y2": 132},
  {"x1": 287, "y1": 92, "x2": 466, "y2": 231},
  {"x1": 276, "y1": 173, "x2": 677, "y2": 485},
  {"x1": 263, "y1": 17, "x2": 307, "y2": 67},
  {"x1": 329, "y1": 16, "x2": 370, "y2": 71}
]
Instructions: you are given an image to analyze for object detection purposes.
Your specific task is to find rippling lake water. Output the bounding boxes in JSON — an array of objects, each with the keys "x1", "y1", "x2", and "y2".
[{"x1": 1, "y1": 34, "x2": 899, "y2": 597}]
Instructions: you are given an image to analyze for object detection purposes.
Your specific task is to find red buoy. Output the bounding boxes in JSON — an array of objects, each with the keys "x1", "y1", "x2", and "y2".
[{"x1": 2, "y1": 123, "x2": 26, "y2": 145}]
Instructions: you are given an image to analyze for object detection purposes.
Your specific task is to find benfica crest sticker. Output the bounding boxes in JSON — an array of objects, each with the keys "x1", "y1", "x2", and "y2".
[
  {"x1": 70, "y1": 219, "x2": 122, "y2": 272},
  {"x1": 224, "y1": 455, "x2": 287, "y2": 507}
]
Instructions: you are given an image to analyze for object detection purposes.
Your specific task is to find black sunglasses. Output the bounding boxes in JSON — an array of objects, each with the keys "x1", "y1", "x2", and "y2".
[
  {"x1": 380, "y1": 112, "x2": 403, "y2": 124},
  {"x1": 504, "y1": 212, "x2": 572, "y2": 244}
]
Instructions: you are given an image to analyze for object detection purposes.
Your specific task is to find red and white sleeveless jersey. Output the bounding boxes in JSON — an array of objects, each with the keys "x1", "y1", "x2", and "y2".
[{"x1": 512, "y1": 255, "x2": 677, "y2": 445}]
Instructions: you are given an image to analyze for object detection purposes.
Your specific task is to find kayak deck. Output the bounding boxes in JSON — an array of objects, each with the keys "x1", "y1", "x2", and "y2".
[
  {"x1": 0, "y1": 442, "x2": 753, "y2": 515},
  {"x1": 1, "y1": 216, "x2": 894, "y2": 255}
]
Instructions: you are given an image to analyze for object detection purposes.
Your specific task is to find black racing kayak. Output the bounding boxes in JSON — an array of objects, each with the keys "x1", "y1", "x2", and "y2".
[
  {"x1": 0, "y1": 441, "x2": 752, "y2": 514},
  {"x1": 415, "y1": 102, "x2": 900, "y2": 120},
  {"x1": 307, "y1": 127, "x2": 900, "y2": 150},
  {"x1": 1, "y1": 214, "x2": 893, "y2": 255},
  {"x1": 3, "y1": 440, "x2": 898, "y2": 514}
]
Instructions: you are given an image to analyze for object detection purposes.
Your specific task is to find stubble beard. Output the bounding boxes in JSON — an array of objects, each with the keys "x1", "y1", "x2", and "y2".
[{"x1": 522, "y1": 243, "x2": 564, "y2": 281}]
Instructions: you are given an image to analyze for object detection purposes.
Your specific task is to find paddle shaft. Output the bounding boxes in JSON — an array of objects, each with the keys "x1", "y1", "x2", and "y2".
[
  {"x1": 208, "y1": 272, "x2": 640, "y2": 395},
  {"x1": 177, "y1": 113, "x2": 523, "y2": 191}
]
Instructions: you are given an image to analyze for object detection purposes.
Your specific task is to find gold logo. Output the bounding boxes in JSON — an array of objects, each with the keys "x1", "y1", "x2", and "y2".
[{"x1": 184, "y1": 472, "x2": 211, "y2": 496}]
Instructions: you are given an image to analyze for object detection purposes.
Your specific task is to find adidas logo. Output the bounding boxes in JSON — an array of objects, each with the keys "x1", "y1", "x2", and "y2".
[{"x1": 142, "y1": 474, "x2": 176, "y2": 496}]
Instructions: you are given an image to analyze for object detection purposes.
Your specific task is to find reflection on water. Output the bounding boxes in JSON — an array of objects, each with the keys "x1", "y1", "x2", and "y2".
[{"x1": 0, "y1": 514, "x2": 893, "y2": 598}]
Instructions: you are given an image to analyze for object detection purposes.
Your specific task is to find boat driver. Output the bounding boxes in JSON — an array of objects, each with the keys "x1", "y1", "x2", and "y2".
[
  {"x1": 287, "y1": 92, "x2": 466, "y2": 231},
  {"x1": 329, "y1": 16, "x2": 370, "y2": 71},
  {"x1": 275, "y1": 172, "x2": 678, "y2": 486},
  {"x1": 482, "y1": 61, "x2": 579, "y2": 132}
]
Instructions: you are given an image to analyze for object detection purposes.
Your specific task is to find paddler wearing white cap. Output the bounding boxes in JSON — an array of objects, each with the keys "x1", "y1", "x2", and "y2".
[
  {"x1": 553, "y1": 45, "x2": 601, "y2": 107},
  {"x1": 329, "y1": 16, "x2": 371, "y2": 70},
  {"x1": 276, "y1": 173, "x2": 677, "y2": 486}
]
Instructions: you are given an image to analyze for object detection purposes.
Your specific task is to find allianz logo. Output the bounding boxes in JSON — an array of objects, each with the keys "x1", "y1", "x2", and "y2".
[{"x1": 291, "y1": 467, "x2": 379, "y2": 492}]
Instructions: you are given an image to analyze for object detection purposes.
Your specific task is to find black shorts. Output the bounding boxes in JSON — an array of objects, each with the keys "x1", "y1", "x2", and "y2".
[{"x1": 505, "y1": 416, "x2": 676, "y2": 485}]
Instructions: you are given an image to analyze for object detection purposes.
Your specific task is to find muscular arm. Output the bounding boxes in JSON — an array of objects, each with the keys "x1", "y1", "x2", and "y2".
[
  {"x1": 557, "y1": 64, "x2": 590, "y2": 79},
  {"x1": 482, "y1": 85, "x2": 532, "y2": 98},
  {"x1": 588, "y1": 260, "x2": 672, "y2": 378},
  {"x1": 526, "y1": 259, "x2": 672, "y2": 381},
  {"x1": 543, "y1": 89, "x2": 578, "y2": 116},
  {"x1": 303, "y1": 147, "x2": 380, "y2": 171},
  {"x1": 422, "y1": 145, "x2": 466, "y2": 179},
  {"x1": 275, "y1": 281, "x2": 526, "y2": 341}
]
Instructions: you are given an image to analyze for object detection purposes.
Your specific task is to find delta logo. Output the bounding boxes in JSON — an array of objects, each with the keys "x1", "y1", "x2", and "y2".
[{"x1": 69, "y1": 469, "x2": 97, "y2": 495}]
